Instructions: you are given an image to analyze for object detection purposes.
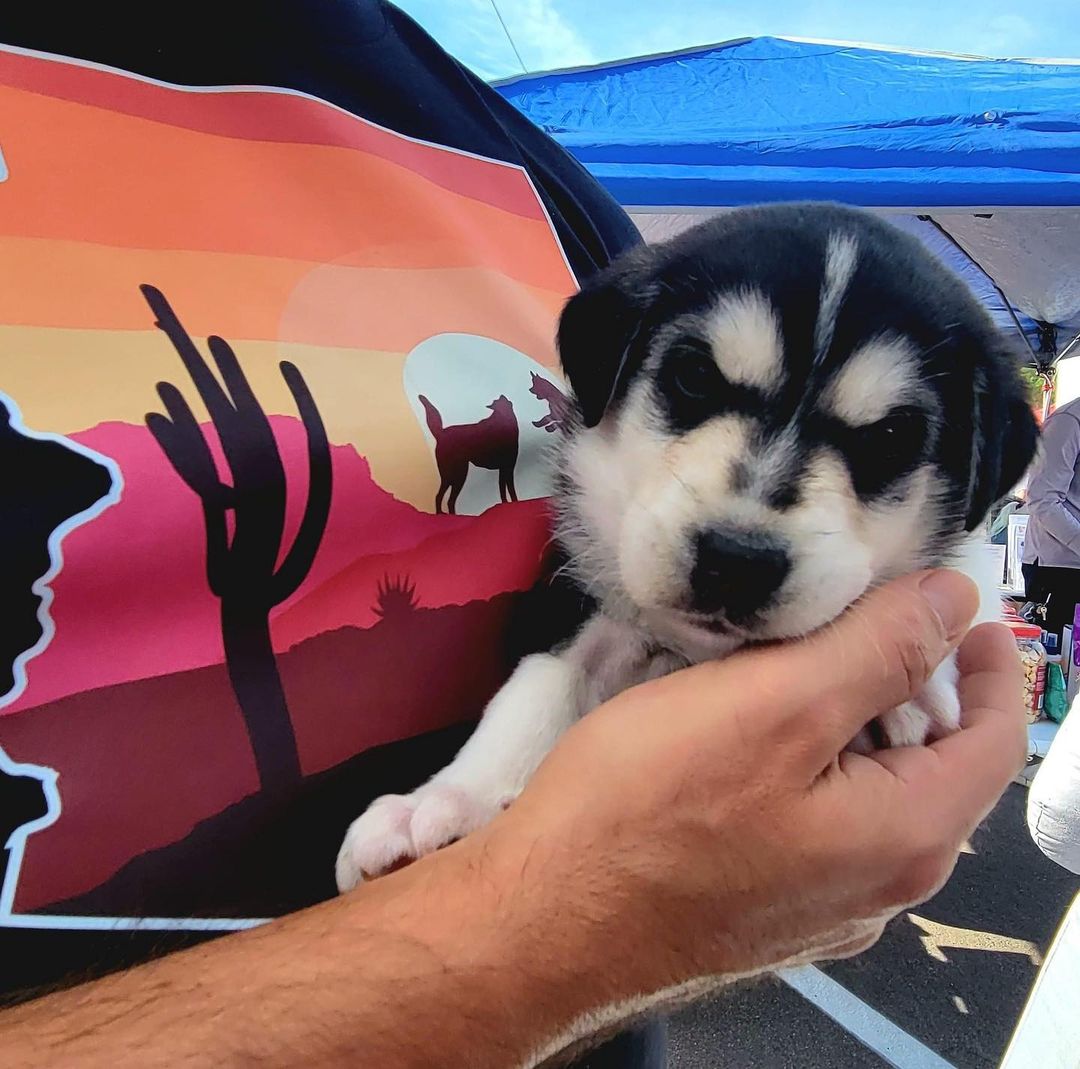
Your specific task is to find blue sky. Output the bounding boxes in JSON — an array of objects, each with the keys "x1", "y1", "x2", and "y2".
[{"x1": 394, "y1": 0, "x2": 1080, "y2": 79}]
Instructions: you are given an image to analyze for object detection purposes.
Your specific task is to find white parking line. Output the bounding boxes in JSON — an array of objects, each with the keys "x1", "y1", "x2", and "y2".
[{"x1": 781, "y1": 966, "x2": 956, "y2": 1069}]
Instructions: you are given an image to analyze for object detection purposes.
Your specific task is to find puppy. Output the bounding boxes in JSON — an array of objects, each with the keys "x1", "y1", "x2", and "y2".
[{"x1": 336, "y1": 203, "x2": 1038, "y2": 891}]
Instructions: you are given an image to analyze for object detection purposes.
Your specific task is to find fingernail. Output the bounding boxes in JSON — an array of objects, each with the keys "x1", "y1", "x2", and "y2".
[{"x1": 919, "y1": 570, "x2": 978, "y2": 640}]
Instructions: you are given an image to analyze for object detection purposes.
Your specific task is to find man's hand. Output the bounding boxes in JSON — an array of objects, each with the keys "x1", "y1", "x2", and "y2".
[
  {"x1": 476, "y1": 570, "x2": 1026, "y2": 1039},
  {"x1": 0, "y1": 571, "x2": 1024, "y2": 1069}
]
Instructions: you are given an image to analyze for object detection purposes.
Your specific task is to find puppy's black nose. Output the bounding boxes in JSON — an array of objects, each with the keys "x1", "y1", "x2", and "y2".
[{"x1": 690, "y1": 528, "x2": 790, "y2": 621}]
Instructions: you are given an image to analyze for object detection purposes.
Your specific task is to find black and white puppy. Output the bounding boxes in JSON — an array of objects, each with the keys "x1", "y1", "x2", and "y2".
[{"x1": 337, "y1": 203, "x2": 1038, "y2": 891}]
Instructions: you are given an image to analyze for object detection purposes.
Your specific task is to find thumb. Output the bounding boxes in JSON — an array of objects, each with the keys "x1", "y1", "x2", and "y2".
[{"x1": 770, "y1": 569, "x2": 980, "y2": 761}]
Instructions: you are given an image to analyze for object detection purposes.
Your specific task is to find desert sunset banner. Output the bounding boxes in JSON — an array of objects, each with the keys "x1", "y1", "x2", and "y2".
[{"x1": 0, "y1": 46, "x2": 574, "y2": 915}]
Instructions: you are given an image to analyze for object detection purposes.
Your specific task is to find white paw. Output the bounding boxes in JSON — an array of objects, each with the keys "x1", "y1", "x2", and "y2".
[
  {"x1": 879, "y1": 657, "x2": 961, "y2": 748},
  {"x1": 335, "y1": 783, "x2": 503, "y2": 893}
]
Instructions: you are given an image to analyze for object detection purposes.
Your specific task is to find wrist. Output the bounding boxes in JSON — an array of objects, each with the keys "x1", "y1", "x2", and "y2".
[
  {"x1": 450, "y1": 816, "x2": 680, "y2": 1056},
  {"x1": 341, "y1": 822, "x2": 607, "y2": 1068}
]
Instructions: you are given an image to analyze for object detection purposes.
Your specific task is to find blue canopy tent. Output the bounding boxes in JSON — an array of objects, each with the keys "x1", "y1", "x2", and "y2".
[{"x1": 497, "y1": 37, "x2": 1080, "y2": 374}]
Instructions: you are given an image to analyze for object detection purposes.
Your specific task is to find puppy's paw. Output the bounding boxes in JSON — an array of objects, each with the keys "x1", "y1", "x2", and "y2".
[
  {"x1": 335, "y1": 784, "x2": 503, "y2": 892},
  {"x1": 879, "y1": 657, "x2": 961, "y2": 748}
]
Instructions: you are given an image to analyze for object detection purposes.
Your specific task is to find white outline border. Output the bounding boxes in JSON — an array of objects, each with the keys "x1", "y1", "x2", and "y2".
[
  {"x1": 0, "y1": 741, "x2": 266, "y2": 933},
  {"x1": 0, "y1": 391, "x2": 124, "y2": 709},
  {"x1": 0, "y1": 394, "x2": 265, "y2": 931},
  {"x1": 0, "y1": 747, "x2": 60, "y2": 916}
]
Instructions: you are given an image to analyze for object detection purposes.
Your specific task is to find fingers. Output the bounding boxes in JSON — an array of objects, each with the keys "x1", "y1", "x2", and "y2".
[
  {"x1": 777, "y1": 570, "x2": 979, "y2": 764},
  {"x1": 862, "y1": 624, "x2": 1026, "y2": 841},
  {"x1": 956, "y1": 621, "x2": 1025, "y2": 721},
  {"x1": 925, "y1": 624, "x2": 1027, "y2": 836}
]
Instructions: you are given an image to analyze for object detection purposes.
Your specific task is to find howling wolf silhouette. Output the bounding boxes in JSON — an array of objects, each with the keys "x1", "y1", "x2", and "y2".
[
  {"x1": 419, "y1": 395, "x2": 519, "y2": 515},
  {"x1": 529, "y1": 372, "x2": 569, "y2": 434}
]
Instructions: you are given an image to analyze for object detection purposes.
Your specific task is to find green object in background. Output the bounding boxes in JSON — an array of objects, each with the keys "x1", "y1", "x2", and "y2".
[{"x1": 1046, "y1": 662, "x2": 1069, "y2": 723}]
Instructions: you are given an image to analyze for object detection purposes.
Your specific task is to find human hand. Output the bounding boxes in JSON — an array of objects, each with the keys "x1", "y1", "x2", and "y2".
[{"x1": 480, "y1": 570, "x2": 1026, "y2": 1014}]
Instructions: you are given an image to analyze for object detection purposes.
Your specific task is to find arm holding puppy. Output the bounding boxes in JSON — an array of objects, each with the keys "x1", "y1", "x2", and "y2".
[{"x1": 0, "y1": 570, "x2": 1025, "y2": 1069}]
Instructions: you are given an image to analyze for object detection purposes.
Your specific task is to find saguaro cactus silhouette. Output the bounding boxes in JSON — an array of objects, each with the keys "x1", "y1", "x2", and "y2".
[{"x1": 142, "y1": 285, "x2": 332, "y2": 793}]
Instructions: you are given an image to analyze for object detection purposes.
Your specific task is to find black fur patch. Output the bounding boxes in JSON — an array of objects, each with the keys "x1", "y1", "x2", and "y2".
[{"x1": 655, "y1": 339, "x2": 768, "y2": 432}]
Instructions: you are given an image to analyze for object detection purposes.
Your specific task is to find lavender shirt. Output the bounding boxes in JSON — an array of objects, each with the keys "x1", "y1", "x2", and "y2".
[{"x1": 1024, "y1": 397, "x2": 1080, "y2": 569}]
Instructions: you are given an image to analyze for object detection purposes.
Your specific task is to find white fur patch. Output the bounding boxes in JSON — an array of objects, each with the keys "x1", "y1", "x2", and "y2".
[
  {"x1": 824, "y1": 334, "x2": 919, "y2": 425},
  {"x1": 754, "y1": 448, "x2": 875, "y2": 639},
  {"x1": 742, "y1": 425, "x2": 800, "y2": 502},
  {"x1": 705, "y1": 289, "x2": 785, "y2": 394},
  {"x1": 815, "y1": 232, "x2": 859, "y2": 361},
  {"x1": 614, "y1": 414, "x2": 759, "y2": 621},
  {"x1": 861, "y1": 466, "x2": 936, "y2": 580}
]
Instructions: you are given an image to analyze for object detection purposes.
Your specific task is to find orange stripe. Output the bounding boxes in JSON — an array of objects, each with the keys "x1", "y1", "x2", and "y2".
[
  {"x1": 0, "y1": 237, "x2": 567, "y2": 355},
  {"x1": 0, "y1": 48, "x2": 547, "y2": 221},
  {"x1": 0, "y1": 86, "x2": 575, "y2": 295}
]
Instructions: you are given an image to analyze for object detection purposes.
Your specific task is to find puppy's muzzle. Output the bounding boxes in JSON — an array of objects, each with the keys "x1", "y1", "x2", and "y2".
[{"x1": 689, "y1": 527, "x2": 791, "y2": 624}]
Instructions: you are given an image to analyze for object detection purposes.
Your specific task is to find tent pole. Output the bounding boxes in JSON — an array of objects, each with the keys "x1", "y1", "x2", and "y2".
[{"x1": 1058, "y1": 332, "x2": 1080, "y2": 362}]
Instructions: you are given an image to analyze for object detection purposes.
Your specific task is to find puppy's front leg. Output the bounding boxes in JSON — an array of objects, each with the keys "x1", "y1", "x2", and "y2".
[
  {"x1": 336, "y1": 652, "x2": 583, "y2": 891},
  {"x1": 878, "y1": 654, "x2": 961, "y2": 748}
]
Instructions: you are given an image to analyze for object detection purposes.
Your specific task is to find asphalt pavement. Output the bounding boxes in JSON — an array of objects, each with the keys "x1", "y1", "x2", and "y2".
[{"x1": 668, "y1": 782, "x2": 1080, "y2": 1069}]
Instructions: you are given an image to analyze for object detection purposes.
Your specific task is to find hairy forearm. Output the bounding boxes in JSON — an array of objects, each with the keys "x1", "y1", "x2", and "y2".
[{"x1": 0, "y1": 833, "x2": 593, "y2": 1069}]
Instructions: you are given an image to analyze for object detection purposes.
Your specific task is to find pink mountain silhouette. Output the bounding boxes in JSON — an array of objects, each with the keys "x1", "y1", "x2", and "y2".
[
  {"x1": 273, "y1": 497, "x2": 549, "y2": 649},
  {"x1": 4, "y1": 593, "x2": 519, "y2": 911},
  {"x1": 4, "y1": 417, "x2": 550, "y2": 715}
]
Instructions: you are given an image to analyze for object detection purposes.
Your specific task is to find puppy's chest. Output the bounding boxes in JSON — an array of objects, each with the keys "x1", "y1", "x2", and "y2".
[{"x1": 564, "y1": 614, "x2": 691, "y2": 711}]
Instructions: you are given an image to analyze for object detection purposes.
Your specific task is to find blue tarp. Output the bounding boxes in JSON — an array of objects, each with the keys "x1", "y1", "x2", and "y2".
[{"x1": 497, "y1": 37, "x2": 1080, "y2": 209}]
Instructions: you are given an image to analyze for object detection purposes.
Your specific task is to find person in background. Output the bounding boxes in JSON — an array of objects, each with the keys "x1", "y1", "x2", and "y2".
[
  {"x1": 1023, "y1": 396, "x2": 1080, "y2": 637},
  {"x1": 1028, "y1": 703, "x2": 1080, "y2": 876},
  {"x1": 989, "y1": 493, "x2": 1024, "y2": 546},
  {"x1": 1024, "y1": 396, "x2": 1080, "y2": 878}
]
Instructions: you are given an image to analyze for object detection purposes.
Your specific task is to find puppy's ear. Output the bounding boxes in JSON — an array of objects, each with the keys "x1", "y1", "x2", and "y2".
[
  {"x1": 557, "y1": 252, "x2": 658, "y2": 428},
  {"x1": 965, "y1": 341, "x2": 1039, "y2": 532}
]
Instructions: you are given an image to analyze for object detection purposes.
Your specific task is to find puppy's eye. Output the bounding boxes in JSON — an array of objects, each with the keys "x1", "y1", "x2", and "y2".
[
  {"x1": 660, "y1": 341, "x2": 751, "y2": 431},
  {"x1": 845, "y1": 406, "x2": 928, "y2": 498},
  {"x1": 859, "y1": 408, "x2": 924, "y2": 456},
  {"x1": 671, "y1": 351, "x2": 721, "y2": 400}
]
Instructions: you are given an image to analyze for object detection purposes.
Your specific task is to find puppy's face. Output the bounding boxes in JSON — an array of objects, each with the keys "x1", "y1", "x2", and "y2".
[{"x1": 556, "y1": 204, "x2": 1037, "y2": 653}]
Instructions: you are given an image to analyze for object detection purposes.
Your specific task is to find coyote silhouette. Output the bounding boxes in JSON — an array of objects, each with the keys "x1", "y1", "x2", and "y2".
[
  {"x1": 529, "y1": 372, "x2": 568, "y2": 434},
  {"x1": 419, "y1": 394, "x2": 519, "y2": 515}
]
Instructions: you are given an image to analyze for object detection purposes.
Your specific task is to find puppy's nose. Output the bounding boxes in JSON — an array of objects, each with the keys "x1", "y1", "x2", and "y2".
[{"x1": 690, "y1": 528, "x2": 790, "y2": 621}]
